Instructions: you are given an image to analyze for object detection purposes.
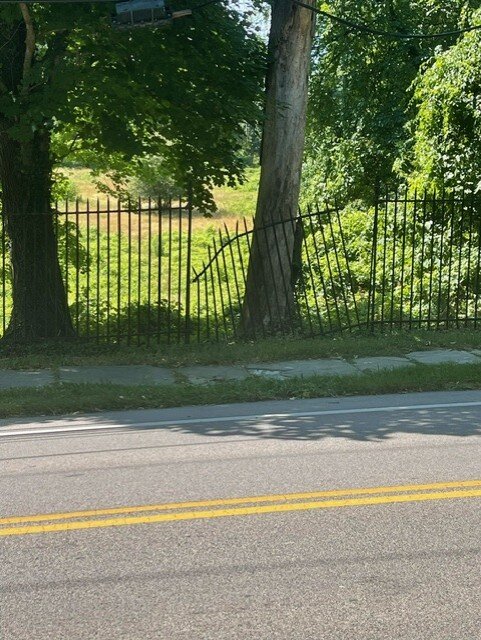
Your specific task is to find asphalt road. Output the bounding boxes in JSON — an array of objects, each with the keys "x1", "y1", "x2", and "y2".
[{"x1": 1, "y1": 390, "x2": 481, "y2": 639}]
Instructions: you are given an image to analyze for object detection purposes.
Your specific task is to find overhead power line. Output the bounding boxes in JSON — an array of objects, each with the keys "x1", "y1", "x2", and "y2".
[
  {"x1": 0, "y1": 0, "x2": 210, "y2": 5},
  {"x1": 293, "y1": 0, "x2": 481, "y2": 40},
  {"x1": 3, "y1": 0, "x2": 481, "y2": 40}
]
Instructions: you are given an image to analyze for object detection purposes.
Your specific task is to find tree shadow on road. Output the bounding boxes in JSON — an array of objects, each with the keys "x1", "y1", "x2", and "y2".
[{"x1": 157, "y1": 407, "x2": 481, "y2": 443}]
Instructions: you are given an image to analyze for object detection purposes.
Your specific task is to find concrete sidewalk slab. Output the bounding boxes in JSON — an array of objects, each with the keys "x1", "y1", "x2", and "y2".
[
  {"x1": 0, "y1": 370, "x2": 55, "y2": 390},
  {"x1": 3, "y1": 347, "x2": 481, "y2": 393},
  {"x1": 58, "y1": 365, "x2": 175, "y2": 386},
  {"x1": 353, "y1": 356, "x2": 414, "y2": 372},
  {"x1": 246, "y1": 358, "x2": 359, "y2": 380},
  {"x1": 179, "y1": 365, "x2": 249, "y2": 385},
  {"x1": 406, "y1": 350, "x2": 481, "y2": 365}
]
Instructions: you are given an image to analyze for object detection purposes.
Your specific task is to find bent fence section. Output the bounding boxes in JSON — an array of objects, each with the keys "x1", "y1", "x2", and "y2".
[{"x1": 1, "y1": 189, "x2": 481, "y2": 344}]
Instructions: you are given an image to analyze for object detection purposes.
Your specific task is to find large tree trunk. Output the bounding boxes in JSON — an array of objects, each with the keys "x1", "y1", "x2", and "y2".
[
  {"x1": 242, "y1": 0, "x2": 315, "y2": 336},
  {"x1": 0, "y1": 130, "x2": 75, "y2": 342}
]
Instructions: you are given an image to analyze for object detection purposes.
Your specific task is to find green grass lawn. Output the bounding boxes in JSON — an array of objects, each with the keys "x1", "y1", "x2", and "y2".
[
  {"x1": 211, "y1": 166, "x2": 259, "y2": 218},
  {"x1": 2, "y1": 328, "x2": 481, "y2": 370},
  {"x1": 61, "y1": 165, "x2": 260, "y2": 220}
]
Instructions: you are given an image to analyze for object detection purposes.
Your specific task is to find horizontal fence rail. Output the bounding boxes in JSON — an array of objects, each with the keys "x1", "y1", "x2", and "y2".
[{"x1": 1, "y1": 189, "x2": 481, "y2": 344}]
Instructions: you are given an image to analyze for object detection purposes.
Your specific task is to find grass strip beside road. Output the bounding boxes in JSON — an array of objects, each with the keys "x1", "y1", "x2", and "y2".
[
  {"x1": 2, "y1": 480, "x2": 481, "y2": 537},
  {"x1": 2, "y1": 328, "x2": 481, "y2": 371},
  {"x1": 2, "y1": 361, "x2": 481, "y2": 418}
]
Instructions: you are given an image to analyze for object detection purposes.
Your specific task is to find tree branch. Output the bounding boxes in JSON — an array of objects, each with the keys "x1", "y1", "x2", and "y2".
[{"x1": 19, "y1": 2, "x2": 35, "y2": 86}]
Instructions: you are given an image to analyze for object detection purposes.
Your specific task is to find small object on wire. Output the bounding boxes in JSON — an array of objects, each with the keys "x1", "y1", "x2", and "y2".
[{"x1": 113, "y1": 0, "x2": 192, "y2": 29}]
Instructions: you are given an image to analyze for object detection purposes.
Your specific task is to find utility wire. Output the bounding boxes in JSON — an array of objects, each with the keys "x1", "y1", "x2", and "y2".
[
  {"x1": 0, "y1": 0, "x2": 221, "y2": 9},
  {"x1": 293, "y1": 0, "x2": 481, "y2": 40},
  {"x1": 3, "y1": 0, "x2": 481, "y2": 40}
]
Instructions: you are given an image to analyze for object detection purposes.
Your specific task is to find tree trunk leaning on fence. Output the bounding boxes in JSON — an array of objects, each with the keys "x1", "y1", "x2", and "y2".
[
  {"x1": 0, "y1": 10, "x2": 74, "y2": 343},
  {"x1": 242, "y1": 0, "x2": 315, "y2": 336}
]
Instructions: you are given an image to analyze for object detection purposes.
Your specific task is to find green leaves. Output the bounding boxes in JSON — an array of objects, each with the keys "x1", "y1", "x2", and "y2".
[
  {"x1": 0, "y1": 1, "x2": 265, "y2": 209},
  {"x1": 304, "y1": 0, "x2": 478, "y2": 203},
  {"x1": 408, "y1": 11, "x2": 481, "y2": 192}
]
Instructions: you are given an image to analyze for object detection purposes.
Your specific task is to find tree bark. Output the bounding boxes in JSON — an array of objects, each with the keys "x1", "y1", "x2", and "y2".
[
  {"x1": 0, "y1": 130, "x2": 75, "y2": 342},
  {"x1": 242, "y1": 0, "x2": 315, "y2": 336},
  {"x1": 0, "y1": 11, "x2": 74, "y2": 344}
]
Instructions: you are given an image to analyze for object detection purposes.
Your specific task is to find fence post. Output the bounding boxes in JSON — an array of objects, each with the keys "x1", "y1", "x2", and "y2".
[
  {"x1": 368, "y1": 183, "x2": 380, "y2": 332},
  {"x1": 184, "y1": 188, "x2": 193, "y2": 344}
]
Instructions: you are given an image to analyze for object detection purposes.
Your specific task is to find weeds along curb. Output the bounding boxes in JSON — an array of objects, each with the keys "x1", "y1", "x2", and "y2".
[{"x1": 1, "y1": 362, "x2": 481, "y2": 419}]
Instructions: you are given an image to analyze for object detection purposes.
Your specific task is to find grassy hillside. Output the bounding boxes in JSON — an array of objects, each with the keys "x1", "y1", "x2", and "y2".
[
  {"x1": 60, "y1": 166, "x2": 260, "y2": 223},
  {"x1": 211, "y1": 166, "x2": 259, "y2": 218}
]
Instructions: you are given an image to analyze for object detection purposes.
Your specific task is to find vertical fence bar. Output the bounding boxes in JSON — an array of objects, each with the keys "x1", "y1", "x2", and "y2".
[
  {"x1": 454, "y1": 190, "x2": 465, "y2": 327},
  {"x1": 146, "y1": 198, "x2": 152, "y2": 346},
  {"x1": 318, "y1": 212, "x2": 342, "y2": 330},
  {"x1": 167, "y1": 200, "x2": 173, "y2": 344},
  {"x1": 473, "y1": 207, "x2": 481, "y2": 328},
  {"x1": 176, "y1": 198, "x2": 182, "y2": 344},
  {"x1": 86, "y1": 199, "x2": 91, "y2": 338},
  {"x1": 315, "y1": 209, "x2": 335, "y2": 332},
  {"x1": 184, "y1": 196, "x2": 193, "y2": 344},
  {"x1": 282, "y1": 211, "x2": 306, "y2": 334},
  {"x1": 245, "y1": 217, "x2": 268, "y2": 340},
  {"x1": 22, "y1": 213, "x2": 27, "y2": 342},
  {"x1": 248, "y1": 218, "x2": 273, "y2": 339},
  {"x1": 224, "y1": 224, "x2": 244, "y2": 335},
  {"x1": 408, "y1": 190, "x2": 417, "y2": 329},
  {"x1": 212, "y1": 236, "x2": 229, "y2": 338},
  {"x1": 127, "y1": 199, "x2": 132, "y2": 345},
  {"x1": 399, "y1": 188, "x2": 408, "y2": 327},
  {"x1": 218, "y1": 228, "x2": 238, "y2": 339},
  {"x1": 465, "y1": 191, "x2": 474, "y2": 326},
  {"x1": 380, "y1": 187, "x2": 389, "y2": 327},
  {"x1": 335, "y1": 205, "x2": 361, "y2": 328},
  {"x1": 65, "y1": 201, "x2": 70, "y2": 334},
  {"x1": 208, "y1": 246, "x2": 220, "y2": 341},
  {"x1": 266, "y1": 210, "x2": 296, "y2": 334},
  {"x1": 295, "y1": 213, "x2": 315, "y2": 335},
  {"x1": 235, "y1": 221, "x2": 248, "y2": 299},
  {"x1": 117, "y1": 199, "x2": 122, "y2": 342},
  {"x1": 427, "y1": 192, "x2": 436, "y2": 329},
  {"x1": 260, "y1": 220, "x2": 283, "y2": 331},
  {"x1": 106, "y1": 198, "x2": 111, "y2": 343},
  {"x1": 39, "y1": 211, "x2": 44, "y2": 337},
  {"x1": 194, "y1": 268, "x2": 201, "y2": 343},
  {"x1": 137, "y1": 197, "x2": 143, "y2": 345},
  {"x1": 301, "y1": 210, "x2": 323, "y2": 332},
  {"x1": 202, "y1": 263, "x2": 209, "y2": 341},
  {"x1": 446, "y1": 190, "x2": 456, "y2": 328},
  {"x1": 157, "y1": 198, "x2": 163, "y2": 343},
  {"x1": 368, "y1": 186, "x2": 380, "y2": 332},
  {"x1": 389, "y1": 188, "x2": 398, "y2": 329},
  {"x1": 326, "y1": 205, "x2": 352, "y2": 331},
  {"x1": 96, "y1": 198, "x2": 101, "y2": 343},
  {"x1": 436, "y1": 190, "x2": 446, "y2": 328},
  {"x1": 74, "y1": 199, "x2": 80, "y2": 334},
  {"x1": 419, "y1": 190, "x2": 428, "y2": 327}
]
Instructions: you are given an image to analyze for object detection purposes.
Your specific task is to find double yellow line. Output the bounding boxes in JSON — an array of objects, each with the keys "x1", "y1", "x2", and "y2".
[{"x1": 2, "y1": 479, "x2": 481, "y2": 537}]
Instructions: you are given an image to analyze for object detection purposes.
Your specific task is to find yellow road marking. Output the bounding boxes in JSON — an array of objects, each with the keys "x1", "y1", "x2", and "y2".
[
  {"x1": 2, "y1": 479, "x2": 481, "y2": 527},
  {"x1": 2, "y1": 487, "x2": 481, "y2": 537}
]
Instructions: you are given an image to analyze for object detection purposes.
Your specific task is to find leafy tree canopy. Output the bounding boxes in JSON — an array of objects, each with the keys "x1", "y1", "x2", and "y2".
[
  {"x1": 407, "y1": 8, "x2": 481, "y2": 192},
  {"x1": 0, "y1": 1, "x2": 265, "y2": 208},
  {"x1": 303, "y1": 0, "x2": 478, "y2": 204}
]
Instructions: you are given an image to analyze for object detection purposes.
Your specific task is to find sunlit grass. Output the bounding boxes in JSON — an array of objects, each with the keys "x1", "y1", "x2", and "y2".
[{"x1": 1, "y1": 361, "x2": 481, "y2": 419}]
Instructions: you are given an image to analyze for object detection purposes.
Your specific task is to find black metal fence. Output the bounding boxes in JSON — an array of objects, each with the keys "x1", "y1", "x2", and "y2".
[{"x1": 1, "y1": 189, "x2": 481, "y2": 344}]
